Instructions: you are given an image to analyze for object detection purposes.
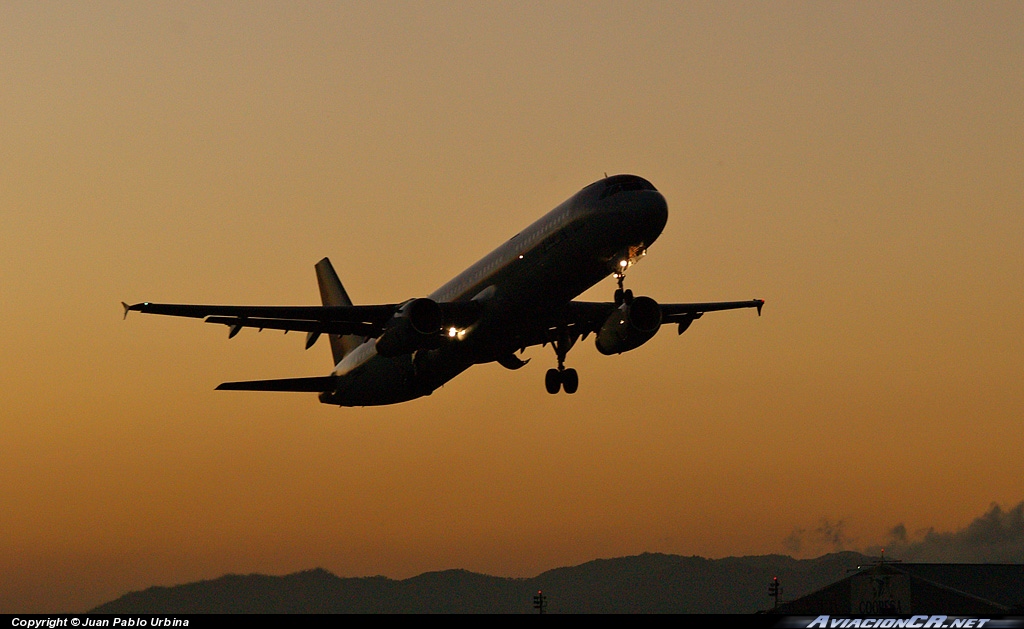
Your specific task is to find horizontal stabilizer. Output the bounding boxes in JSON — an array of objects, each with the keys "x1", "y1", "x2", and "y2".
[{"x1": 216, "y1": 375, "x2": 339, "y2": 392}]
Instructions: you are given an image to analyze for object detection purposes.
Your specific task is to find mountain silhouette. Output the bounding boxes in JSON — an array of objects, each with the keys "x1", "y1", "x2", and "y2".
[{"x1": 92, "y1": 551, "x2": 870, "y2": 613}]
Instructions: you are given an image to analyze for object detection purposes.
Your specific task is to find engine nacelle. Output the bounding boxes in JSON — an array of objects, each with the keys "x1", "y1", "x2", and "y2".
[
  {"x1": 595, "y1": 296, "x2": 662, "y2": 355},
  {"x1": 375, "y1": 298, "x2": 444, "y2": 357}
]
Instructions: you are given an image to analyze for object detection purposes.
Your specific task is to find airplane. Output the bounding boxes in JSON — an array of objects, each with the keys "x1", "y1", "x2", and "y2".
[{"x1": 123, "y1": 174, "x2": 763, "y2": 406}]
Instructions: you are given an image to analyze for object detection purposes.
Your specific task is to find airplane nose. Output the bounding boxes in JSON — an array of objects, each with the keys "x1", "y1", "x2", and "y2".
[
  {"x1": 645, "y1": 191, "x2": 668, "y2": 230},
  {"x1": 632, "y1": 190, "x2": 668, "y2": 245},
  {"x1": 591, "y1": 175, "x2": 669, "y2": 246}
]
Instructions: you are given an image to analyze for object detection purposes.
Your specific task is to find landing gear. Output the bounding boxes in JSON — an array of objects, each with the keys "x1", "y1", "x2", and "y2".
[
  {"x1": 545, "y1": 367, "x2": 578, "y2": 395},
  {"x1": 545, "y1": 327, "x2": 579, "y2": 394},
  {"x1": 562, "y1": 367, "x2": 579, "y2": 394},
  {"x1": 613, "y1": 265, "x2": 634, "y2": 306},
  {"x1": 539, "y1": 261, "x2": 639, "y2": 394},
  {"x1": 545, "y1": 368, "x2": 561, "y2": 394}
]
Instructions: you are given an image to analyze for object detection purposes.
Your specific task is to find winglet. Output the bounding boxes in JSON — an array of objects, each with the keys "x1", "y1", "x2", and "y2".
[
  {"x1": 756, "y1": 299, "x2": 764, "y2": 316},
  {"x1": 122, "y1": 301, "x2": 131, "y2": 320}
]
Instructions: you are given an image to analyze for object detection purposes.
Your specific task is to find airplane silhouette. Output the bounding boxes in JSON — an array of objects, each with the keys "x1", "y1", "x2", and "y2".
[{"x1": 124, "y1": 174, "x2": 763, "y2": 405}]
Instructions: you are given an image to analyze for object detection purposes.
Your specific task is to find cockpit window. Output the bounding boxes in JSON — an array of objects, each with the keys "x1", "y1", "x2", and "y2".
[{"x1": 599, "y1": 175, "x2": 657, "y2": 199}]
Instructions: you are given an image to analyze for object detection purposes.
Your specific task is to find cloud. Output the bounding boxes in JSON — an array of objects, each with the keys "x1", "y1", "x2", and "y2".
[
  {"x1": 784, "y1": 527, "x2": 805, "y2": 554},
  {"x1": 816, "y1": 519, "x2": 852, "y2": 551},
  {"x1": 784, "y1": 519, "x2": 853, "y2": 556},
  {"x1": 871, "y1": 501, "x2": 1024, "y2": 563}
]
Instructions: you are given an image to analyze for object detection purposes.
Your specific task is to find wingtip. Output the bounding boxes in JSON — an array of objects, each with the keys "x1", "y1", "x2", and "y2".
[
  {"x1": 756, "y1": 299, "x2": 765, "y2": 316},
  {"x1": 121, "y1": 301, "x2": 130, "y2": 320}
]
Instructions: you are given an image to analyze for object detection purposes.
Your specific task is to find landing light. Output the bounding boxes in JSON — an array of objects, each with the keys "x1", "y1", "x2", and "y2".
[
  {"x1": 619, "y1": 260, "x2": 628, "y2": 268},
  {"x1": 448, "y1": 327, "x2": 458, "y2": 338}
]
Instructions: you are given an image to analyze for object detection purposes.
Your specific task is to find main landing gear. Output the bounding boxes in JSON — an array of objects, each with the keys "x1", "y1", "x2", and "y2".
[
  {"x1": 545, "y1": 366, "x2": 578, "y2": 395},
  {"x1": 542, "y1": 259, "x2": 637, "y2": 394},
  {"x1": 545, "y1": 328, "x2": 578, "y2": 394}
]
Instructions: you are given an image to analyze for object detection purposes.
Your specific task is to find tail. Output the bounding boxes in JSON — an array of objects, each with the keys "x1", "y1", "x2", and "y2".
[{"x1": 315, "y1": 257, "x2": 366, "y2": 365}]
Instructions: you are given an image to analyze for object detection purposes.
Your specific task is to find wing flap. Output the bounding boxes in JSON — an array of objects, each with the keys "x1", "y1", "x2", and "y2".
[{"x1": 204, "y1": 316, "x2": 379, "y2": 337}]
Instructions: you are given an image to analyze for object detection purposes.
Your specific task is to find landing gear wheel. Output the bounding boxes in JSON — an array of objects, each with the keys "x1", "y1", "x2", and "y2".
[
  {"x1": 623, "y1": 289, "x2": 634, "y2": 305},
  {"x1": 545, "y1": 368, "x2": 562, "y2": 394},
  {"x1": 562, "y1": 368, "x2": 579, "y2": 394},
  {"x1": 614, "y1": 288, "x2": 624, "y2": 306}
]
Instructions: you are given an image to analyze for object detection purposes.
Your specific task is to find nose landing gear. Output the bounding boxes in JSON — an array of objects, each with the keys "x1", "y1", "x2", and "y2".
[{"x1": 613, "y1": 261, "x2": 634, "y2": 306}]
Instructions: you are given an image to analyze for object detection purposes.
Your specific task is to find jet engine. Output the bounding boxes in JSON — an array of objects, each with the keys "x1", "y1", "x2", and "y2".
[
  {"x1": 375, "y1": 298, "x2": 444, "y2": 357},
  {"x1": 595, "y1": 296, "x2": 662, "y2": 355}
]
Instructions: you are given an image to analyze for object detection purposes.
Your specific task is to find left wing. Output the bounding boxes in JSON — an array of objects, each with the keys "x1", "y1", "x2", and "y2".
[{"x1": 121, "y1": 300, "x2": 482, "y2": 341}]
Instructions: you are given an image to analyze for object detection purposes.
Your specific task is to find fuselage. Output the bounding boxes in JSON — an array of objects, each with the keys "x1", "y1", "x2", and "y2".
[{"x1": 319, "y1": 175, "x2": 669, "y2": 406}]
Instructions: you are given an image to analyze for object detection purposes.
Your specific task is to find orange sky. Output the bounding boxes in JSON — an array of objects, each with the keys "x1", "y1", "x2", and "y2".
[{"x1": 2, "y1": 1, "x2": 1022, "y2": 612}]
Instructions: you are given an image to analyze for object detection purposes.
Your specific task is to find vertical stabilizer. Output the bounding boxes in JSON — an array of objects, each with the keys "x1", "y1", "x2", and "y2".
[{"x1": 315, "y1": 257, "x2": 365, "y2": 364}]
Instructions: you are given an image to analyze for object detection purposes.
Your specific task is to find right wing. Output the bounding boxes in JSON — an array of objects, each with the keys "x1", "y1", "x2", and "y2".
[
  {"x1": 658, "y1": 299, "x2": 765, "y2": 323},
  {"x1": 559, "y1": 298, "x2": 764, "y2": 336},
  {"x1": 495, "y1": 298, "x2": 764, "y2": 357}
]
